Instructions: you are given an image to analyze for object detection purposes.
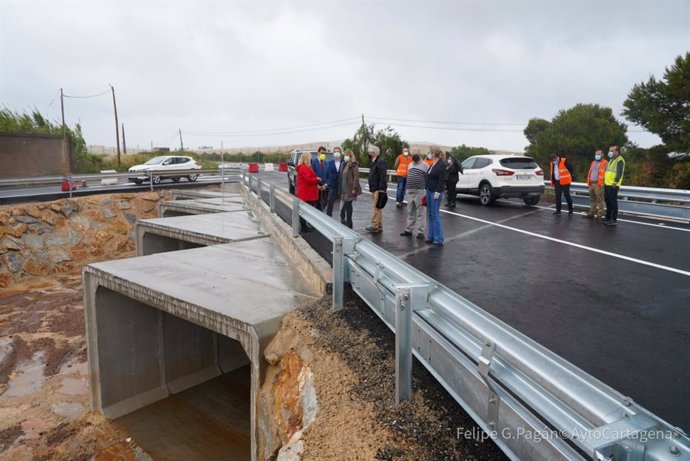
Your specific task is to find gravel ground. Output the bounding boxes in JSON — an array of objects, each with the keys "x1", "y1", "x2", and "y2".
[{"x1": 299, "y1": 289, "x2": 508, "y2": 461}]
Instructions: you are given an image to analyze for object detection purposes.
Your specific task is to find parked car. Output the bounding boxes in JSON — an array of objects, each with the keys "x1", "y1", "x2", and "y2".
[
  {"x1": 456, "y1": 155, "x2": 545, "y2": 206},
  {"x1": 128, "y1": 156, "x2": 201, "y2": 184},
  {"x1": 286, "y1": 149, "x2": 334, "y2": 195}
]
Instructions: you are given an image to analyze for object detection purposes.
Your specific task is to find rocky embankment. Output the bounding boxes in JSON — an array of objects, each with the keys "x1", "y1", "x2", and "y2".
[{"x1": 0, "y1": 191, "x2": 169, "y2": 288}]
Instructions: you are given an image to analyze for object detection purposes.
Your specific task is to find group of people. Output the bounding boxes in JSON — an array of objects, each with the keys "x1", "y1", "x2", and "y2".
[
  {"x1": 549, "y1": 145, "x2": 626, "y2": 226},
  {"x1": 294, "y1": 143, "x2": 627, "y2": 241},
  {"x1": 294, "y1": 144, "x2": 459, "y2": 246},
  {"x1": 294, "y1": 145, "x2": 362, "y2": 231}
]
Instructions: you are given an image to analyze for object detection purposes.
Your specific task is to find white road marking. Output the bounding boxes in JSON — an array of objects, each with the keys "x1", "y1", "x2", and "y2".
[
  {"x1": 441, "y1": 208, "x2": 690, "y2": 277},
  {"x1": 532, "y1": 204, "x2": 690, "y2": 233}
]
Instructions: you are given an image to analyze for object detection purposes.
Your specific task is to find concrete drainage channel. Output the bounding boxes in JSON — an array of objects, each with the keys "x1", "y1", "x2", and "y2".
[{"x1": 83, "y1": 183, "x2": 326, "y2": 461}]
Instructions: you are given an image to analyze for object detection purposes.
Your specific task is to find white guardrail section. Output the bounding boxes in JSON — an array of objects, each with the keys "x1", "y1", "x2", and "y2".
[{"x1": 243, "y1": 172, "x2": 690, "y2": 461}]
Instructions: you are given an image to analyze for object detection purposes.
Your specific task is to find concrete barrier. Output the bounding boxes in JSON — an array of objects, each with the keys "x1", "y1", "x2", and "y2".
[{"x1": 263, "y1": 163, "x2": 274, "y2": 172}]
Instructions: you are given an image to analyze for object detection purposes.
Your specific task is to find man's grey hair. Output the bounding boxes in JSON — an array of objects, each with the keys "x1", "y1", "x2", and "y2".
[{"x1": 368, "y1": 144, "x2": 380, "y2": 155}]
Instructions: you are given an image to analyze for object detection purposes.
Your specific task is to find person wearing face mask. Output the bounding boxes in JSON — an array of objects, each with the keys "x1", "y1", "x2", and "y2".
[
  {"x1": 425, "y1": 146, "x2": 448, "y2": 245},
  {"x1": 549, "y1": 153, "x2": 575, "y2": 215},
  {"x1": 444, "y1": 154, "x2": 461, "y2": 208},
  {"x1": 338, "y1": 149, "x2": 362, "y2": 228},
  {"x1": 393, "y1": 147, "x2": 411, "y2": 207},
  {"x1": 311, "y1": 146, "x2": 329, "y2": 210},
  {"x1": 584, "y1": 150, "x2": 608, "y2": 220},
  {"x1": 324, "y1": 147, "x2": 343, "y2": 216},
  {"x1": 365, "y1": 144, "x2": 387, "y2": 233},
  {"x1": 603, "y1": 145, "x2": 625, "y2": 226}
]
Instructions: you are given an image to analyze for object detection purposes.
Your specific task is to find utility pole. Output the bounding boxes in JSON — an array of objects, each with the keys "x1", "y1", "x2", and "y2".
[
  {"x1": 121, "y1": 123, "x2": 127, "y2": 154},
  {"x1": 60, "y1": 88, "x2": 67, "y2": 170},
  {"x1": 179, "y1": 129, "x2": 184, "y2": 151},
  {"x1": 109, "y1": 84, "x2": 121, "y2": 166},
  {"x1": 362, "y1": 114, "x2": 368, "y2": 161}
]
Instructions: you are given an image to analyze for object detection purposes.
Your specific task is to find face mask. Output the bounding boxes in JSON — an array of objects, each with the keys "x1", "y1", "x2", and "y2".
[
  {"x1": 334, "y1": 152, "x2": 341, "y2": 159},
  {"x1": 403, "y1": 151, "x2": 409, "y2": 156},
  {"x1": 426, "y1": 153, "x2": 433, "y2": 159},
  {"x1": 608, "y1": 152, "x2": 614, "y2": 159},
  {"x1": 343, "y1": 156, "x2": 350, "y2": 162},
  {"x1": 447, "y1": 159, "x2": 452, "y2": 164},
  {"x1": 319, "y1": 154, "x2": 326, "y2": 160},
  {"x1": 595, "y1": 154, "x2": 602, "y2": 161}
]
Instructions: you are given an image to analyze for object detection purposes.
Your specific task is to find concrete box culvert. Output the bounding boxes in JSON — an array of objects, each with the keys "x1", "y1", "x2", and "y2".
[
  {"x1": 83, "y1": 241, "x2": 321, "y2": 461},
  {"x1": 135, "y1": 211, "x2": 268, "y2": 256}
]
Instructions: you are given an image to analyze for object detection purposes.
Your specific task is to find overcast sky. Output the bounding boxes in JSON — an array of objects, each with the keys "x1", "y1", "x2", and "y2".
[{"x1": 1, "y1": 0, "x2": 688, "y2": 153}]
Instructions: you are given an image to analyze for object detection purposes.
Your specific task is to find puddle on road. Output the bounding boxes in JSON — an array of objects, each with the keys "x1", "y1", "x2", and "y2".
[{"x1": 4, "y1": 351, "x2": 46, "y2": 397}]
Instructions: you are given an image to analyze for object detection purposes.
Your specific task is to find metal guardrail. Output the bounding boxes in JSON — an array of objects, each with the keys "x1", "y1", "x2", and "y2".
[
  {"x1": 0, "y1": 168, "x2": 243, "y2": 198},
  {"x1": 356, "y1": 167, "x2": 690, "y2": 221},
  {"x1": 242, "y1": 172, "x2": 689, "y2": 461}
]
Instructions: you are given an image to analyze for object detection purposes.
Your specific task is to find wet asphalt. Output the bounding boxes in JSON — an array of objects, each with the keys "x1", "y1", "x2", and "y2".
[{"x1": 257, "y1": 171, "x2": 690, "y2": 432}]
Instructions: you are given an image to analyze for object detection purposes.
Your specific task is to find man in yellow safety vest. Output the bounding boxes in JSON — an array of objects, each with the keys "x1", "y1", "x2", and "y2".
[{"x1": 603, "y1": 145, "x2": 625, "y2": 226}]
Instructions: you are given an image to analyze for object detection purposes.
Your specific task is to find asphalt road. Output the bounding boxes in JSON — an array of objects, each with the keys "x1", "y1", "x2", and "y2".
[{"x1": 256, "y1": 170, "x2": 690, "y2": 433}]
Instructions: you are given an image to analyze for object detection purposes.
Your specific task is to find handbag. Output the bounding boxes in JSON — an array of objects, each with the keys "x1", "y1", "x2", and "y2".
[{"x1": 376, "y1": 191, "x2": 388, "y2": 209}]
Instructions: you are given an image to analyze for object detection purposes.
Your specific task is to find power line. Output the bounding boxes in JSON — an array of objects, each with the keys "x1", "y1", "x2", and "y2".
[
  {"x1": 63, "y1": 89, "x2": 110, "y2": 99},
  {"x1": 184, "y1": 119, "x2": 360, "y2": 138},
  {"x1": 369, "y1": 116, "x2": 527, "y2": 126}
]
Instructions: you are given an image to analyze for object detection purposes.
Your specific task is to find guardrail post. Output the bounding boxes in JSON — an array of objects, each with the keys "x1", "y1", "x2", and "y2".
[
  {"x1": 221, "y1": 166, "x2": 225, "y2": 191},
  {"x1": 269, "y1": 184, "x2": 275, "y2": 212},
  {"x1": 395, "y1": 286, "x2": 412, "y2": 403},
  {"x1": 256, "y1": 178, "x2": 263, "y2": 202},
  {"x1": 292, "y1": 198, "x2": 300, "y2": 237},
  {"x1": 478, "y1": 341, "x2": 500, "y2": 431},
  {"x1": 149, "y1": 171, "x2": 154, "y2": 191},
  {"x1": 332, "y1": 236, "x2": 357, "y2": 309}
]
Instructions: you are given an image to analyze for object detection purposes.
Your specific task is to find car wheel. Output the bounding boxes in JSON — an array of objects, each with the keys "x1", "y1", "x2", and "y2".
[
  {"x1": 172, "y1": 177, "x2": 180, "y2": 183},
  {"x1": 188, "y1": 174, "x2": 198, "y2": 182},
  {"x1": 479, "y1": 182, "x2": 496, "y2": 206},
  {"x1": 132, "y1": 179, "x2": 142, "y2": 185},
  {"x1": 152, "y1": 175, "x2": 161, "y2": 185},
  {"x1": 523, "y1": 195, "x2": 540, "y2": 206}
]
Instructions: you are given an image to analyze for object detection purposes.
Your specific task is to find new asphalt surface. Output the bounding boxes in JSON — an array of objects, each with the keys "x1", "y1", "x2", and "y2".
[{"x1": 257, "y1": 170, "x2": 690, "y2": 433}]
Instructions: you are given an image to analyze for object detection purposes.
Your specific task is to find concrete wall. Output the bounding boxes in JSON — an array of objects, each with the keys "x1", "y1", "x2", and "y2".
[{"x1": 0, "y1": 133, "x2": 71, "y2": 179}]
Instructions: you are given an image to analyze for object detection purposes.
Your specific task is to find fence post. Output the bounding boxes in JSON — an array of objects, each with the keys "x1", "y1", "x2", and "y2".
[
  {"x1": 332, "y1": 236, "x2": 357, "y2": 309},
  {"x1": 269, "y1": 184, "x2": 275, "y2": 212},
  {"x1": 395, "y1": 286, "x2": 412, "y2": 403},
  {"x1": 292, "y1": 197, "x2": 300, "y2": 237}
]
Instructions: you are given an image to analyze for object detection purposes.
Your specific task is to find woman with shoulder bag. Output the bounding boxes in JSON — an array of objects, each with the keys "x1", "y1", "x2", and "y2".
[{"x1": 338, "y1": 149, "x2": 362, "y2": 228}]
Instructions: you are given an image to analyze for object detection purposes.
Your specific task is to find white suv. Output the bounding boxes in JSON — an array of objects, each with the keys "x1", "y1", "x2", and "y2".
[
  {"x1": 128, "y1": 155, "x2": 201, "y2": 184},
  {"x1": 456, "y1": 155, "x2": 545, "y2": 206}
]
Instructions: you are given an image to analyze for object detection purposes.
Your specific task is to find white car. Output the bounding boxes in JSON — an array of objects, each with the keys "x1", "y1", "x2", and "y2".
[
  {"x1": 456, "y1": 154, "x2": 545, "y2": 206},
  {"x1": 128, "y1": 155, "x2": 201, "y2": 184}
]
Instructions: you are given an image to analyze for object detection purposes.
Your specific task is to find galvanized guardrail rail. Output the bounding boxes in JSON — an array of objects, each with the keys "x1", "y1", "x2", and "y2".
[
  {"x1": 0, "y1": 167, "x2": 243, "y2": 197},
  {"x1": 357, "y1": 167, "x2": 690, "y2": 222},
  {"x1": 243, "y1": 172, "x2": 690, "y2": 461}
]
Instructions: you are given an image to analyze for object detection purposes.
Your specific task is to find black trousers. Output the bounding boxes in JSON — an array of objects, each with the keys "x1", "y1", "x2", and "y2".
[
  {"x1": 445, "y1": 180, "x2": 458, "y2": 205},
  {"x1": 325, "y1": 187, "x2": 339, "y2": 216},
  {"x1": 300, "y1": 200, "x2": 320, "y2": 231},
  {"x1": 340, "y1": 200, "x2": 353, "y2": 228},
  {"x1": 604, "y1": 185, "x2": 619, "y2": 221},
  {"x1": 554, "y1": 182, "x2": 573, "y2": 212}
]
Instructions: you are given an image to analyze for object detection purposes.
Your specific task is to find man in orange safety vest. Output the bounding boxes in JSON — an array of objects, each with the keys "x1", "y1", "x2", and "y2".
[{"x1": 549, "y1": 154, "x2": 575, "y2": 215}]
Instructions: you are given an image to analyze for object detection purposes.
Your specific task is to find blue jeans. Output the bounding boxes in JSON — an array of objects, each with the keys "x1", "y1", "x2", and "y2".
[
  {"x1": 426, "y1": 190, "x2": 444, "y2": 243},
  {"x1": 396, "y1": 176, "x2": 407, "y2": 203}
]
